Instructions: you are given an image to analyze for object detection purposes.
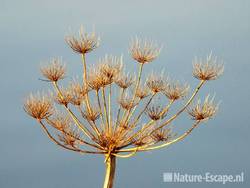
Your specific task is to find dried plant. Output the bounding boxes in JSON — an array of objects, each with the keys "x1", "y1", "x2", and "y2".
[{"x1": 24, "y1": 27, "x2": 224, "y2": 188}]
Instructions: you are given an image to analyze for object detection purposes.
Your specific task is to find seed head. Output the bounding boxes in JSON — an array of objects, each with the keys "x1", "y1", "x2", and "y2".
[
  {"x1": 54, "y1": 87, "x2": 73, "y2": 106},
  {"x1": 24, "y1": 93, "x2": 53, "y2": 120},
  {"x1": 81, "y1": 107, "x2": 100, "y2": 122},
  {"x1": 145, "y1": 105, "x2": 165, "y2": 121},
  {"x1": 193, "y1": 53, "x2": 224, "y2": 80},
  {"x1": 135, "y1": 84, "x2": 150, "y2": 99},
  {"x1": 118, "y1": 93, "x2": 138, "y2": 110},
  {"x1": 98, "y1": 55, "x2": 123, "y2": 84},
  {"x1": 146, "y1": 73, "x2": 166, "y2": 93},
  {"x1": 163, "y1": 81, "x2": 189, "y2": 101},
  {"x1": 133, "y1": 131, "x2": 154, "y2": 147},
  {"x1": 88, "y1": 68, "x2": 108, "y2": 90},
  {"x1": 115, "y1": 72, "x2": 134, "y2": 89},
  {"x1": 65, "y1": 26, "x2": 100, "y2": 54},
  {"x1": 40, "y1": 58, "x2": 66, "y2": 82},
  {"x1": 47, "y1": 112, "x2": 71, "y2": 131},
  {"x1": 68, "y1": 81, "x2": 88, "y2": 106},
  {"x1": 130, "y1": 38, "x2": 161, "y2": 64},
  {"x1": 188, "y1": 95, "x2": 219, "y2": 120},
  {"x1": 151, "y1": 128, "x2": 173, "y2": 142},
  {"x1": 58, "y1": 128, "x2": 80, "y2": 147}
]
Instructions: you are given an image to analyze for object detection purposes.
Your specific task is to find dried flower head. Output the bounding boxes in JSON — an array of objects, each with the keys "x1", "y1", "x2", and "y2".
[
  {"x1": 151, "y1": 128, "x2": 173, "y2": 142},
  {"x1": 88, "y1": 68, "x2": 108, "y2": 90},
  {"x1": 81, "y1": 107, "x2": 100, "y2": 122},
  {"x1": 188, "y1": 95, "x2": 219, "y2": 120},
  {"x1": 54, "y1": 87, "x2": 73, "y2": 106},
  {"x1": 130, "y1": 38, "x2": 161, "y2": 64},
  {"x1": 68, "y1": 81, "x2": 88, "y2": 105},
  {"x1": 133, "y1": 131, "x2": 154, "y2": 147},
  {"x1": 47, "y1": 113, "x2": 71, "y2": 131},
  {"x1": 65, "y1": 26, "x2": 100, "y2": 54},
  {"x1": 98, "y1": 55, "x2": 123, "y2": 84},
  {"x1": 145, "y1": 105, "x2": 165, "y2": 121},
  {"x1": 24, "y1": 93, "x2": 53, "y2": 120},
  {"x1": 193, "y1": 53, "x2": 224, "y2": 80},
  {"x1": 163, "y1": 81, "x2": 189, "y2": 100},
  {"x1": 146, "y1": 73, "x2": 166, "y2": 93},
  {"x1": 115, "y1": 72, "x2": 134, "y2": 89},
  {"x1": 135, "y1": 84, "x2": 150, "y2": 99},
  {"x1": 40, "y1": 58, "x2": 66, "y2": 82},
  {"x1": 118, "y1": 93, "x2": 138, "y2": 110},
  {"x1": 58, "y1": 128, "x2": 80, "y2": 147}
]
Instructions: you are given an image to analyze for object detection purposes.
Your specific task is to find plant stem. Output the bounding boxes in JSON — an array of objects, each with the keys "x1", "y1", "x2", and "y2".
[
  {"x1": 81, "y1": 53, "x2": 92, "y2": 113},
  {"x1": 108, "y1": 84, "x2": 112, "y2": 132},
  {"x1": 102, "y1": 87, "x2": 109, "y2": 131},
  {"x1": 103, "y1": 155, "x2": 116, "y2": 188},
  {"x1": 123, "y1": 63, "x2": 143, "y2": 124}
]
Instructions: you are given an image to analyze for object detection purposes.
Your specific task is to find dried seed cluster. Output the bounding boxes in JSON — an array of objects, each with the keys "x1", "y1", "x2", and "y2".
[
  {"x1": 193, "y1": 53, "x2": 224, "y2": 80},
  {"x1": 130, "y1": 38, "x2": 161, "y2": 64},
  {"x1": 24, "y1": 26, "x2": 223, "y2": 163},
  {"x1": 24, "y1": 93, "x2": 53, "y2": 120}
]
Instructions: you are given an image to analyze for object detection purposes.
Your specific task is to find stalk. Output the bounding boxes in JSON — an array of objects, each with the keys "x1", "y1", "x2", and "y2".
[
  {"x1": 103, "y1": 155, "x2": 116, "y2": 188},
  {"x1": 81, "y1": 53, "x2": 92, "y2": 113},
  {"x1": 102, "y1": 87, "x2": 109, "y2": 131},
  {"x1": 122, "y1": 63, "x2": 143, "y2": 124},
  {"x1": 108, "y1": 84, "x2": 112, "y2": 131}
]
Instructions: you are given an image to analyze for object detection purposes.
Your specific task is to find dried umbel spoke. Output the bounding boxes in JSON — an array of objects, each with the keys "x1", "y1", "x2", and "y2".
[
  {"x1": 188, "y1": 95, "x2": 218, "y2": 120},
  {"x1": 146, "y1": 73, "x2": 166, "y2": 93},
  {"x1": 115, "y1": 72, "x2": 134, "y2": 89},
  {"x1": 41, "y1": 58, "x2": 66, "y2": 82},
  {"x1": 130, "y1": 38, "x2": 161, "y2": 64},
  {"x1": 193, "y1": 53, "x2": 224, "y2": 80},
  {"x1": 116, "y1": 120, "x2": 131, "y2": 131},
  {"x1": 163, "y1": 81, "x2": 189, "y2": 101},
  {"x1": 65, "y1": 26, "x2": 100, "y2": 54},
  {"x1": 24, "y1": 26, "x2": 223, "y2": 188},
  {"x1": 24, "y1": 93, "x2": 53, "y2": 120}
]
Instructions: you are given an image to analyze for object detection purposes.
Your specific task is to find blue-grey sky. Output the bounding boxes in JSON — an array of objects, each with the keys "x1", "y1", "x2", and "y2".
[{"x1": 0, "y1": 0, "x2": 249, "y2": 188}]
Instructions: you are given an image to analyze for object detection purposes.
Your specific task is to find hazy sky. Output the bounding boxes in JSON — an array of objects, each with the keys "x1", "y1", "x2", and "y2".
[{"x1": 0, "y1": 0, "x2": 249, "y2": 188}]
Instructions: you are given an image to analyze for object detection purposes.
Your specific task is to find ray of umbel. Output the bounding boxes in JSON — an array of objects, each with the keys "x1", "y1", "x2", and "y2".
[{"x1": 24, "y1": 27, "x2": 224, "y2": 188}]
